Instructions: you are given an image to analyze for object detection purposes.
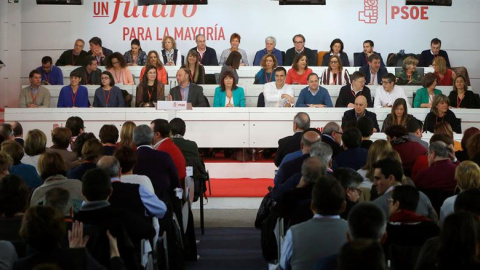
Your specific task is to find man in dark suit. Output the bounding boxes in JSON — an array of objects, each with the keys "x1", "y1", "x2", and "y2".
[
  {"x1": 190, "y1": 34, "x2": 218, "y2": 66},
  {"x1": 87, "y1": 37, "x2": 112, "y2": 66},
  {"x1": 284, "y1": 34, "x2": 317, "y2": 67},
  {"x1": 335, "y1": 71, "x2": 373, "y2": 108},
  {"x1": 10, "y1": 121, "x2": 24, "y2": 147},
  {"x1": 72, "y1": 56, "x2": 102, "y2": 85},
  {"x1": 169, "y1": 117, "x2": 199, "y2": 159},
  {"x1": 359, "y1": 54, "x2": 387, "y2": 86},
  {"x1": 354, "y1": 40, "x2": 385, "y2": 68},
  {"x1": 321, "y1": 122, "x2": 343, "y2": 158},
  {"x1": 341, "y1": 95, "x2": 380, "y2": 132},
  {"x1": 418, "y1": 38, "x2": 451, "y2": 67},
  {"x1": 274, "y1": 112, "x2": 310, "y2": 167},
  {"x1": 333, "y1": 128, "x2": 368, "y2": 171},
  {"x1": 169, "y1": 68, "x2": 209, "y2": 107}
]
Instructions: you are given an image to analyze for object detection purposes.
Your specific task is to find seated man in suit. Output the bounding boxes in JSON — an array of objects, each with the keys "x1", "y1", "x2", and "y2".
[
  {"x1": 253, "y1": 36, "x2": 283, "y2": 66},
  {"x1": 321, "y1": 122, "x2": 343, "y2": 158},
  {"x1": 274, "y1": 112, "x2": 310, "y2": 167},
  {"x1": 335, "y1": 71, "x2": 373, "y2": 108},
  {"x1": 72, "y1": 56, "x2": 102, "y2": 85},
  {"x1": 169, "y1": 117, "x2": 199, "y2": 159},
  {"x1": 56, "y1": 39, "x2": 89, "y2": 66},
  {"x1": 418, "y1": 38, "x2": 451, "y2": 67},
  {"x1": 35, "y1": 56, "x2": 64, "y2": 85},
  {"x1": 334, "y1": 128, "x2": 368, "y2": 171},
  {"x1": 169, "y1": 68, "x2": 208, "y2": 107},
  {"x1": 341, "y1": 95, "x2": 380, "y2": 132},
  {"x1": 359, "y1": 54, "x2": 388, "y2": 86},
  {"x1": 87, "y1": 36, "x2": 112, "y2": 66},
  {"x1": 284, "y1": 34, "x2": 316, "y2": 67},
  {"x1": 190, "y1": 34, "x2": 218, "y2": 66},
  {"x1": 354, "y1": 40, "x2": 385, "y2": 68}
]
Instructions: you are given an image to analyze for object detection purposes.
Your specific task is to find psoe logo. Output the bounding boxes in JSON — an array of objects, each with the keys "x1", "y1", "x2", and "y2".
[{"x1": 358, "y1": 0, "x2": 378, "y2": 24}]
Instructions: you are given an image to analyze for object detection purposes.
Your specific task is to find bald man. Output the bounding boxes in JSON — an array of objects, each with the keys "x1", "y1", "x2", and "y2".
[{"x1": 341, "y1": 96, "x2": 380, "y2": 132}]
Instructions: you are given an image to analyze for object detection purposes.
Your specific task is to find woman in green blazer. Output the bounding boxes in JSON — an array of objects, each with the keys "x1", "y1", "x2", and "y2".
[
  {"x1": 213, "y1": 70, "x2": 246, "y2": 107},
  {"x1": 414, "y1": 73, "x2": 442, "y2": 108}
]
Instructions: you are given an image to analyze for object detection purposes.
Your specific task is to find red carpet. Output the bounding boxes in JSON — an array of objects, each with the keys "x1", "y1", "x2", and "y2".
[{"x1": 206, "y1": 178, "x2": 273, "y2": 197}]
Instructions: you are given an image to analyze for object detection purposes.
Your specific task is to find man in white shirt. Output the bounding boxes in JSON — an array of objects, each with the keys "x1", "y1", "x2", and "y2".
[
  {"x1": 374, "y1": 73, "x2": 410, "y2": 108},
  {"x1": 262, "y1": 67, "x2": 294, "y2": 107}
]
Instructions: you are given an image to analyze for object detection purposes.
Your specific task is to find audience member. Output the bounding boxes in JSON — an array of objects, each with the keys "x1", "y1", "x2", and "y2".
[
  {"x1": 35, "y1": 56, "x2": 64, "y2": 85},
  {"x1": 396, "y1": 56, "x2": 422, "y2": 85},
  {"x1": 114, "y1": 147, "x2": 154, "y2": 193},
  {"x1": 338, "y1": 239, "x2": 386, "y2": 270},
  {"x1": 219, "y1": 33, "x2": 249, "y2": 66},
  {"x1": 333, "y1": 168, "x2": 363, "y2": 219},
  {"x1": 47, "y1": 127, "x2": 77, "y2": 166},
  {"x1": 88, "y1": 36, "x2": 112, "y2": 66},
  {"x1": 296, "y1": 73, "x2": 332, "y2": 107},
  {"x1": 219, "y1": 50, "x2": 241, "y2": 84},
  {"x1": 139, "y1": 50, "x2": 168, "y2": 84},
  {"x1": 161, "y1": 35, "x2": 182, "y2": 67},
  {"x1": 65, "y1": 116, "x2": 85, "y2": 142},
  {"x1": 21, "y1": 129, "x2": 46, "y2": 173},
  {"x1": 253, "y1": 36, "x2": 283, "y2": 66},
  {"x1": 0, "y1": 174, "x2": 28, "y2": 244},
  {"x1": 116, "y1": 121, "x2": 137, "y2": 150},
  {"x1": 322, "y1": 38, "x2": 350, "y2": 66},
  {"x1": 434, "y1": 121, "x2": 461, "y2": 151},
  {"x1": 72, "y1": 56, "x2": 102, "y2": 85},
  {"x1": 284, "y1": 34, "x2": 316, "y2": 67},
  {"x1": 374, "y1": 73, "x2": 410, "y2": 108},
  {"x1": 170, "y1": 117, "x2": 199, "y2": 159},
  {"x1": 10, "y1": 121, "x2": 23, "y2": 147},
  {"x1": 262, "y1": 67, "x2": 294, "y2": 107},
  {"x1": 254, "y1": 54, "x2": 278, "y2": 84},
  {"x1": 0, "y1": 152, "x2": 12, "y2": 180},
  {"x1": 411, "y1": 134, "x2": 454, "y2": 178},
  {"x1": 93, "y1": 71, "x2": 125, "y2": 107},
  {"x1": 183, "y1": 50, "x2": 205, "y2": 84},
  {"x1": 274, "y1": 112, "x2": 310, "y2": 167},
  {"x1": 1, "y1": 140, "x2": 41, "y2": 189},
  {"x1": 170, "y1": 68, "x2": 208, "y2": 107},
  {"x1": 359, "y1": 54, "x2": 387, "y2": 87},
  {"x1": 123, "y1": 38, "x2": 147, "y2": 66},
  {"x1": 99, "y1": 124, "x2": 119, "y2": 155},
  {"x1": 413, "y1": 72, "x2": 442, "y2": 108},
  {"x1": 19, "y1": 70, "x2": 51, "y2": 108},
  {"x1": 56, "y1": 38, "x2": 89, "y2": 66},
  {"x1": 0, "y1": 241, "x2": 17, "y2": 270},
  {"x1": 45, "y1": 187, "x2": 73, "y2": 218},
  {"x1": 357, "y1": 140, "x2": 392, "y2": 198},
  {"x1": 467, "y1": 132, "x2": 480, "y2": 167},
  {"x1": 448, "y1": 75, "x2": 479, "y2": 108},
  {"x1": 136, "y1": 65, "x2": 165, "y2": 107},
  {"x1": 0, "y1": 123, "x2": 13, "y2": 141},
  {"x1": 357, "y1": 116, "x2": 374, "y2": 149},
  {"x1": 341, "y1": 95, "x2": 380, "y2": 131},
  {"x1": 334, "y1": 128, "x2": 368, "y2": 170},
  {"x1": 335, "y1": 71, "x2": 372, "y2": 108},
  {"x1": 190, "y1": 34, "x2": 218, "y2": 66},
  {"x1": 321, "y1": 122, "x2": 343, "y2": 158},
  {"x1": 433, "y1": 56, "x2": 455, "y2": 86},
  {"x1": 213, "y1": 70, "x2": 246, "y2": 107},
  {"x1": 68, "y1": 138, "x2": 103, "y2": 180},
  {"x1": 57, "y1": 70, "x2": 90, "y2": 107},
  {"x1": 418, "y1": 37, "x2": 451, "y2": 67},
  {"x1": 355, "y1": 40, "x2": 385, "y2": 68},
  {"x1": 424, "y1": 94, "x2": 461, "y2": 133},
  {"x1": 105, "y1": 52, "x2": 135, "y2": 85},
  {"x1": 456, "y1": 127, "x2": 480, "y2": 161},
  {"x1": 406, "y1": 118, "x2": 429, "y2": 149},
  {"x1": 320, "y1": 55, "x2": 351, "y2": 85}
]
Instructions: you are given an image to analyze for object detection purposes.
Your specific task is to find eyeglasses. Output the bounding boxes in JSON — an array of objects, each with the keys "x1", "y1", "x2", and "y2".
[
  {"x1": 330, "y1": 61, "x2": 339, "y2": 64},
  {"x1": 388, "y1": 198, "x2": 394, "y2": 203},
  {"x1": 111, "y1": 61, "x2": 119, "y2": 65},
  {"x1": 294, "y1": 41, "x2": 304, "y2": 44},
  {"x1": 101, "y1": 77, "x2": 110, "y2": 80}
]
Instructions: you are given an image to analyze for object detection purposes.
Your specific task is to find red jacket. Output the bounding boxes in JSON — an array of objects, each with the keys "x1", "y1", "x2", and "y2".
[{"x1": 156, "y1": 138, "x2": 187, "y2": 188}]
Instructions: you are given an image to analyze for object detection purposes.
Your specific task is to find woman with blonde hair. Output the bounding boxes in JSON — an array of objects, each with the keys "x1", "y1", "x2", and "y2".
[
  {"x1": 183, "y1": 50, "x2": 205, "y2": 84},
  {"x1": 21, "y1": 129, "x2": 47, "y2": 173},
  {"x1": 116, "y1": 121, "x2": 137, "y2": 150},
  {"x1": 161, "y1": 35, "x2": 182, "y2": 67},
  {"x1": 433, "y1": 56, "x2": 455, "y2": 86},
  {"x1": 424, "y1": 94, "x2": 461, "y2": 133},
  {"x1": 396, "y1": 56, "x2": 421, "y2": 85}
]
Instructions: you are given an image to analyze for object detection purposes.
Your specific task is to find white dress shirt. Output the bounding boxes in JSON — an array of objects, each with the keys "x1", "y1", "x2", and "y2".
[
  {"x1": 374, "y1": 85, "x2": 410, "y2": 108},
  {"x1": 262, "y1": 82, "x2": 294, "y2": 107}
]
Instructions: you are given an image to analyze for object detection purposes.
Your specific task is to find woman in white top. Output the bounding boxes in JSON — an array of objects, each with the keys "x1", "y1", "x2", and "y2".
[{"x1": 161, "y1": 36, "x2": 182, "y2": 67}]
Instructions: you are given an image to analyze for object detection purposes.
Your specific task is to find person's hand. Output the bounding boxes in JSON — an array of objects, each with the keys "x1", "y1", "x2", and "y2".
[
  {"x1": 347, "y1": 188, "x2": 360, "y2": 203},
  {"x1": 281, "y1": 94, "x2": 294, "y2": 103},
  {"x1": 240, "y1": 63, "x2": 246, "y2": 66},
  {"x1": 27, "y1": 103, "x2": 36, "y2": 108},
  {"x1": 168, "y1": 94, "x2": 173, "y2": 101},
  {"x1": 106, "y1": 230, "x2": 121, "y2": 258},
  {"x1": 68, "y1": 221, "x2": 89, "y2": 248},
  {"x1": 347, "y1": 103, "x2": 355, "y2": 108},
  {"x1": 226, "y1": 103, "x2": 233, "y2": 107}
]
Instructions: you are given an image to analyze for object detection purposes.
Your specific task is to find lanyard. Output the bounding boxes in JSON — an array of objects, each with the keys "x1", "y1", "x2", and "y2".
[
  {"x1": 103, "y1": 89, "x2": 112, "y2": 107},
  {"x1": 43, "y1": 71, "x2": 50, "y2": 84},
  {"x1": 30, "y1": 87, "x2": 40, "y2": 104},
  {"x1": 72, "y1": 52, "x2": 79, "y2": 66},
  {"x1": 147, "y1": 86, "x2": 154, "y2": 102},
  {"x1": 457, "y1": 95, "x2": 464, "y2": 108},
  {"x1": 71, "y1": 88, "x2": 77, "y2": 107},
  {"x1": 264, "y1": 70, "x2": 273, "y2": 83}
]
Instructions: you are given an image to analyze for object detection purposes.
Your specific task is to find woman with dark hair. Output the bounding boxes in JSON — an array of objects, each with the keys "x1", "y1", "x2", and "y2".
[
  {"x1": 254, "y1": 54, "x2": 278, "y2": 84},
  {"x1": 456, "y1": 127, "x2": 480, "y2": 161},
  {"x1": 139, "y1": 50, "x2": 168, "y2": 84},
  {"x1": 1, "y1": 141, "x2": 41, "y2": 189},
  {"x1": 433, "y1": 56, "x2": 455, "y2": 86},
  {"x1": 321, "y1": 38, "x2": 350, "y2": 66},
  {"x1": 219, "y1": 33, "x2": 249, "y2": 66},
  {"x1": 106, "y1": 52, "x2": 134, "y2": 85},
  {"x1": 381, "y1": 98, "x2": 417, "y2": 132},
  {"x1": 93, "y1": 71, "x2": 125, "y2": 107},
  {"x1": 124, "y1": 38, "x2": 147, "y2": 66},
  {"x1": 286, "y1": 53, "x2": 313, "y2": 85},
  {"x1": 448, "y1": 75, "x2": 478, "y2": 108},
  {"x1": 467, "y1": 133, "x2": 480, "y2": 167},
  {"x1": 320, "y1": 55, "x2": 350, "y2": 85},
  {"x1": 213, "y1": 70, "x2": 245, "y2": 107},
  {"x1": 161, "y1": 35, "x2": 182, "y2": 67},
  {"x1": 219, "y1": 51, "x2": 241, "y2": 84},
  {"x1": 67, "y1": 138, "x2": 103, "y2": 181},
  {"x1": 183, "y1": 50, "x2": 205, "y2": 84},
  {"x1": 0, "y1": 174, "x2": 29, "y2": 245},
  {"x1": 57, "y1": 71, "x2": 89, "y2": 108},
  {"x1": 135, "y1": 65, "x2": 165, "y2": 107},
  {"x1": 413, "y1": 72, "x2": 442, "y2": 108},
  {"x1": 434, "y1": 121, "x2": 462, "y2": 151},
  {"x1": 424, "y1": 94, "x2": 461, "y2": 133}
]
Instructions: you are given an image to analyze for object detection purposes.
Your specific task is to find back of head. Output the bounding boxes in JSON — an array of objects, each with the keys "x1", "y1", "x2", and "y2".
[
  {"x1": 38, "y1": 152, "x2": 67, "y2": 180},
  {"x1": 385, "y1": 125, "x2": 408, "y2": 139},
  {"x1": 338, "y1": 239, "x2": 386, "y2": 270},
  {"x1": 0, "y1": 123, "x2": 13, "y2": 140},
  {"x1": 151, "y1": 119, "x2": 170, "y2": 138},
  {"x1": 434, "y1": 122, "x2": 454, "y2": 139},
  {"x1": 461, "y1": 127, "x2": 480, "y2": 151},
  {"x1": 454, "y1": 189, "x2": 480, "y2": 215},
  {"x1": 342, "y1": 128, "x2": 362, "y2": 149},
  {"x1": 81, "y1": 138, "x2": 103, "y2": 161},
  {"x1": 455, "y1": 161, "x2": 480, "y2": 191},
  {"x1": 0, "y1": 152, "x2": 13, "y2": 177},
  {"x1": 429, "y1": 141, "x2": 451, "y2": 159},
  {"x1": 65, "y1": 116, "x2": 84, "y2": 137},
  {"x1": 391, "y1": 185, "x2": 419, "y2": 211},
  {"x1": 0, "y1": 140, "x2": 24, "y2": 163},
  {"x1": 294, "y1": 112, "x2": 310, "y2": 131},
  {"x1": 310, "y1": 142, "x2": 333, "y2": 166},
  {"x1": 356, "y1": 116, "x2": 374, "y2": 137},
  {"x1": 99, "y1": 124, "x2": 119, "y2": 144},
  {"x1": 301, "y1": 130, "x2": 321, "y2": 148},
  {"x1": 97, "y1": 156, "x2": 121, "y2": 178},
  {"x1": 72, "y1": 132, "x2": 97, "y2": 158},
  {"x1": 19, "y1": 206, "x2": 66, "y2": 251},
  {"x1": 133, "y1": 125, "x2": 154, "y2": 146},
  {"x1": 372, "y1": 158, "x2": 404, "y2": 183},
  {"x1": 114, "y1": 147, "x2": 137, "y2": 174},
  {"x1": 11, "y1": 121, "x2": 23, "y2": 137},
  {"x1": 301, "y1": 157, "x2": 326, "y2": 185},
  {"x1": 51, "y1": 127, "x2": 72, "y2": 149},
  {"x1": 45, "y1": 187, "x2": 71, "y2": 215},
  {"x1": 348, "y1": 203, "x2": 386, "y2": 240},
  {"x1": 0, "y1": 174, "x2": 29, "y2": 217},
  {"x1": 312, "y1": 175, "x2": 345, "y2": 215},
  {"x1": 82, "y1": 168, "x2": 112, "y2": 201},
  {"x1": 333, "y1": 168, "x2": 363, "y2": 191},
  {"x1": 406, "y1": 119, "x2": 423, "y2": 133},
  {"x1": 323, "y1": 121, "x2": 340, "y2": 136},
  {"x1": 169, "y1": 117, "x2": 186, "y2": 136},
  {"x1": 24, "y1": 129, "x2": 47, "y2": 156}
]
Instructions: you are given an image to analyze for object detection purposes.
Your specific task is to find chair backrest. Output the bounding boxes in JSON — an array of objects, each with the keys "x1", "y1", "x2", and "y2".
[
  {"x1": 353, "y1": 52, "x2": 362, "y2": 66},
  {"x1": 317, "y1": 51, "x2": 328, "y2": 66},
  {"x1": 388, "y1": 244, "x2": 423, "y2": 270},
  {"x1": 257, "y1": 92, "x2": 265, "y2": 107},
  {"x1": 452, "y1": 66, "x2": 471, "y2": 86},
  {"x1": 419, "y1": 188, "x2": 455, "y2": 215},
  {"x1": 281, "y1": 51, "x2": 286, "y2": 64}
]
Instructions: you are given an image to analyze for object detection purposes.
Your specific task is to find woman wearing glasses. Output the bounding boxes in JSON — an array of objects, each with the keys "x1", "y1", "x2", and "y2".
[
  {"x1": 106, "y1": 52, "x2": 135, "y2": 85},
  {"x1": 93, "y1": 71, "x2": 125, "y2": 107}
]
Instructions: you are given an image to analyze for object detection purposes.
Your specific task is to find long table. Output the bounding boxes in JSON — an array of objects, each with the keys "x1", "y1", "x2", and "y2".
[{"x1": 4, "y1": 107, "x2": 469, "y2": 147}]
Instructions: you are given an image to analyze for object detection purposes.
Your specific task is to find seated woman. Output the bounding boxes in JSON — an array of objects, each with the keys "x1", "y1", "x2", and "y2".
[
  {"x1": 106, "y1": 52, "x2": 135, "y2": 85},
  {"x1": 253, "y1": 36, "x2": 283, "y2": 66},
  {"x1": 321, "y1": 38, "x2": 350, "y2": 66},
  {"x1": 286, "y1": 53, "x2": 312, "y2": 85},
  {"x1": 219, "y1": 33, "x2": 249, "y2": 66},
  {"x1": 456, "y1": 127, "x2": 480, "y2": 162},
  {"x1": 123, "y1": 38, "x2": 147, "y2": 66},
  {"x1": 413, "y1": 73, "x2": 442, "y2": 108},
  {"x1": 21, "y1": 129, "x2": 47, "y2": 174},
  {"x1": 448, "y1": 75, "x2": 478, "y2": 108},
  {"x1": 0, "y1": 174, "x2": 29, "y2": 245},
  {"x1": 382, "y1": 98, "x2": 417, "y2": 132},
  {"x1": 433, "y1": 56, "x2": 455, "y2": 86},
  {"x1": 434, "y1": 121, "x2": 462, "y2": 151},
  {"x1": 1, "y1": 141, "x2": 41, "y2": 189},
  {"x1": 136, "y1": 65, "x2": 165, "y2": 107},
  {"x1": 424, "y1": 94, "x2": 461, "y2": 133},
  {"x1": 93, "y1": 71, "x2": 125, "y2": 107},
  {"x1": 213, "y1": 70, "x2": 246, "y2": 107},
  {"x1": 161, "y1": 35, "x2": 182, "y2": 67},
  {"x1": 396, "y1": 56, "x2": 422, "y2": 85},
  {"x1": 254, "y1": 54, "x2": 278, "y2": 84},
  {"x1": 357, "y1": 140, "x2": 393, "y2": 198},
  {"x1": 320, "y1": 55, "x2": 351, "y2": 85},
  {"x1": 183, "y1": 50, "x2": 205, "y2": 84},
  {"x1": 139, "y1": 50, "x2": 168, "y2": 84},
  {"x1": 67, "y1": 138, "x2": 103, "y2": 181},
  {"x1": 219, "y1": 51, "x2": 241, "y2": 84},
  {"x1": 116, "y1": 121, "x2": 137, "y2": 150},
  {"x1": 57, "y1": 71, "x2": 89, "y2": 108}
]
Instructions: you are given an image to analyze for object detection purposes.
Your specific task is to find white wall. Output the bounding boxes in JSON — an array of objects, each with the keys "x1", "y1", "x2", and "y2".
[{"x1": 1, "y1": 0, "x2": 479, "y2": 108}]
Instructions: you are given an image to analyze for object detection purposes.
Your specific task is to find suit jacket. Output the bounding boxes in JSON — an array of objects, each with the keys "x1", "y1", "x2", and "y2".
[
  {"x1": 418, "y1": 49, "x2": 451, "y2": 67},
  {"x1": 72, "y1": 66, "x2": 102, "y2": 85},
  {"x1": 341, "y1": 109, "x2": 380, "y2": 132},
  {"x1": 87, "y1": 47, "x2": 113, "y2": 66},
  {"x1": 359, "y1": 65, "x2": 388, "y2": 85},
  {"x1": 354, "y1": 52, "x2": 385, "y2": 67},
  {"x1": 274, "y1": 154, "x2": 310, "y2": 186},
  {"x1": 335, "y1": 85, "x2": 373, "y2": 108},
  {"x1": 190, "y1": 46, "x2": 218, "y2": 66},
  {"x1": 172, "y1": 137, "x2": 199, "y2": 159},
  {"x1": 333, "y1": 147, "x2": 368, "y2": 171},
  {"x1": 321, "y1": 134, "x2": 343, "y2": 158},
  {"x1": 284, "y1": 47, "x2": 317, "y2": 67},
  {"x1": 274, "y1": 131, "x2": 304, "y2": 167},
  {"x1": 170, "y1": 83, "x2": 209, "y2": 107}
]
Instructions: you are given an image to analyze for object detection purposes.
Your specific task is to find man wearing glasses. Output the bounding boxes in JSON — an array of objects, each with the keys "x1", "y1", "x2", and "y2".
[
  {"x1": 284, "y1": 34, "x2": 317, "y2": 66},
  {"x1": 72, "y1": 56, "x2": 102, "y2": 85},
  {"x1": 374, "y1": 73, "x2": 410, "y2": 108}
]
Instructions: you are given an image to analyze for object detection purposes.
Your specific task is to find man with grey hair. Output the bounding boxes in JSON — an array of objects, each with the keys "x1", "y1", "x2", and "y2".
[
  {"x1": 321, "y1": 121, "x2": 343, "y2": 157},
  {"x1": 97, "y1": 156, "x2": 166, "y2": 219},
  {"x1": 190, "y1": 34, "x2": 218, "y2": 66},
  {"x1": 414, "y1": 141, "x2": 458, "y2": 193},
  {"x1": 253, "y1": 36, "x2": 283, "y2": 66},
  {"x1": 132, "y1": 125, "x2": 180, "y2": 202},
  {"x1": 274, "y1": 112, "x2": 311, "y2": 167},
  {"x1": 45, "y1": 187, "x2": 72, "y2": 217},
  {"x1": 310, "y1": 142, "x2": 333, "y2": 173}
]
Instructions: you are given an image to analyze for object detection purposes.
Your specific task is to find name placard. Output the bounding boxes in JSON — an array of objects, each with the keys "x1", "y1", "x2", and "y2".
[{"x1": 156, "y1": 101, "x2": 188, "y2": 110}]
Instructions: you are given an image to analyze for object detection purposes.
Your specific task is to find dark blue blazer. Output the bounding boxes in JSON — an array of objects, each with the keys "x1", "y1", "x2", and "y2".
[
  {"x1": 190, "y1": 46, "x2": 218, "y2": 66},
  {"x1": 354, "y1": 52, "x2": 385, "y2": 67},
  {"x1": 359, "y1": 65, "x2": 388, "y2": 85},
  {"x1": 333, "y1": 147, "x2": 368, "y2": 171},
  {"x1": 274, "y1": 153, "x2": 309, "y2": 186},
  {"x1": 274, "y1": 132, "x2": 303, "y2": 167}
]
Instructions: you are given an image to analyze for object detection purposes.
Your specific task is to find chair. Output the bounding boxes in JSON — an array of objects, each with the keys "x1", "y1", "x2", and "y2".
[
  {"x1": 204, "y1": 74, "x2": 216, "y2": 84},
  {"x1": 257, "y1": 92, "x2": 265, "y2": 107},
  {"x1": 317, "y1": 51, "x2": 328, "y2": 66},
  {"x1": 121, "y1": 89, "x2": 133, "y2": 107},
  {"x1": 388, "y1": 244, "x2": 423, "y2": 270},
  {"x1": 281, "y1": 51, "x2": 286, "y2": 65},
  {"x1": 452, "y1": 66, "x2": 471, "y2": 86},
  {"x1": 185, "y1": 156, "x2": 210, "y2": 235}
]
